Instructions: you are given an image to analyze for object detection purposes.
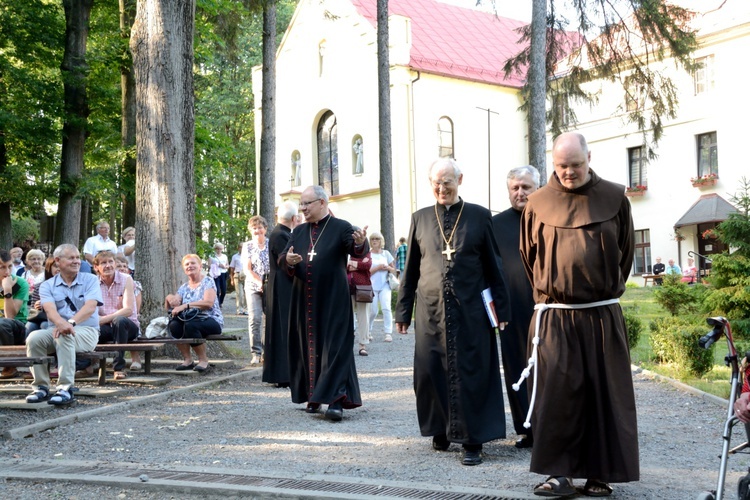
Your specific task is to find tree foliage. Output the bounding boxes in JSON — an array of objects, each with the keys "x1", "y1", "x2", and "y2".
[
  {"x1": 702, "y1": 178, "x2": 750, "y2": 337},
  {"x1": 502, "y1": 0, "x2": 699, "y2": 161}
]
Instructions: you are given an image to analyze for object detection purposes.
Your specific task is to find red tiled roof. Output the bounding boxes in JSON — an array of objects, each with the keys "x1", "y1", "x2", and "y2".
[{"x1": 351, "y1": 0, "x2": 529, "y2": 87}]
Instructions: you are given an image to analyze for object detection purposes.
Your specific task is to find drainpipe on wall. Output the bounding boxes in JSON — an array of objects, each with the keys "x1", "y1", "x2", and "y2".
[{"x1": 409, "y1": 70, "x2": 420, "y2": 212}]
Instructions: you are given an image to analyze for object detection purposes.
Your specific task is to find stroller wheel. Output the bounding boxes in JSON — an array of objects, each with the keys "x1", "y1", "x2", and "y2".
[
  {"x1": 696, "y1": 493, "x2": 715, "y2": 500},
  {"x1": 739, "y1": 470, "x2": 750, "y2": 500}
]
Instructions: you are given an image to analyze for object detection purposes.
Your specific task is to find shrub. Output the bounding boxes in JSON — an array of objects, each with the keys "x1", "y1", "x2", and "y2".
[
  {"x1": 622, "y1": 305, "x2": 642, "y2": 350},
  {"x1": 649, "y1": 315, "x2": 714, "y2": 378},
  {"x1": 653, "y1": 274, "x2": 703, "y2": 316}
]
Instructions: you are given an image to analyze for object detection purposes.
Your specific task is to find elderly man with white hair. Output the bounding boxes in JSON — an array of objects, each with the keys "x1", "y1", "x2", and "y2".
[{"x1": 83, "y1": 221, "x2": 118, "y2": 265}]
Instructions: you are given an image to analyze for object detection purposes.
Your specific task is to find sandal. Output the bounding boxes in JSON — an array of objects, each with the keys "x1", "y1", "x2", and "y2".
[
  {"x1": 26, "y1": 386, "x2": 49, "y2": 403},
  {"x1": 581, "y1": 479, "x2": 613, "y2": 497},
  {"x1": 358, "y1": 348, "x2": 368, "y2": 356},
  {"x1": 48, "y1": 388, "x2": 75, "y2": 406},
  {"x1": 114, "y1": 371, "x2": 127, "y2": 380},
  {"x1": 534, "y1": 476, "x2": 576, "y2": 497}
]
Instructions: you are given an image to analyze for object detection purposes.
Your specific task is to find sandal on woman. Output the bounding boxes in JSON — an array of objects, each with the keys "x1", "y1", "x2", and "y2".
[
  {"x1": 533, "y1": 476, "x2": 576, "y2": 497},
  {"x1": 581, "y1": 479, "x2": 613, "y2": 497},
  {"x1": 114, "y1": 371, "x2": 127, "y2": 380},
  {"x1": 358, "y1": 348, "x2": 368, "y2": 356}
]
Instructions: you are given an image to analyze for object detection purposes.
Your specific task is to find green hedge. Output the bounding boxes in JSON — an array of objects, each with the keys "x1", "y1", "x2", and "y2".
[{"x1": 649, "y1": 316, "x2": 714, "y2": 378}]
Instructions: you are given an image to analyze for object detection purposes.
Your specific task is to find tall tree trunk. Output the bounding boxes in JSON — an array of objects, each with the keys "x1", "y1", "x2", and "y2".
[
  {"x1": 54, "y1": 0, "x2": 93, "y2": 248},
  {"x1": 131, "y1": 0, "x2": 196, "y2": 322},
  {"x1": 527, "y1": 0, "x2": 547, "y2": 181},
  {"x1": 377, "y1": 0, "x2": 394, "y2": 251},
  {"x1": 120, "y1": 0, "x2": 137, "y2": 229},
  {"x1": 0, "y1": 126, "x2": 11, "y2": 249},
  {"x1": 259, "y1": 0, "x2": 276, "y2": 225}
]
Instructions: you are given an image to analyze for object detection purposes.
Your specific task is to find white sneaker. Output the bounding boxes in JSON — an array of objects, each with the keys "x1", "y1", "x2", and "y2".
[{"x1": 384, "y1": 334, "x2": 393, "y2": 342}]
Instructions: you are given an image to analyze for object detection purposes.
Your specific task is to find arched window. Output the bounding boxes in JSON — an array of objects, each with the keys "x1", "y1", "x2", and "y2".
[
  {"x1": 352, "y1": 135, "x2": 363, "y2": 175},
  {"x1": 317, "y1": 111, "x2": 338, "y2": 195},
  {"x1": 291, "y1": 151, "x2": 301, "y2": 187},
  {"x1": 437, "y1": 117, "x2": 454, "y2": 158}
]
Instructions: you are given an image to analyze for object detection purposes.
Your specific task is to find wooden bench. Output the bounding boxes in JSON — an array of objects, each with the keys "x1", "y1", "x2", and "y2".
[
  {"x1": 0, "y1": 356, "x2": 55, "y2": 369},
  {"x1": 95, "y1": 343, "x2": 164, "y2": 375},
  {"x1": 0, "y1": 346, "x2": 116, "y2": 386},
  {"x1": 134, "y1": 333, "x2": 242, "y2": 344}
]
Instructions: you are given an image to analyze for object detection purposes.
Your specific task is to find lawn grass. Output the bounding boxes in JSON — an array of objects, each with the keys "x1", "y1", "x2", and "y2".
[{"x1": 621, "y1": 286, "x2": 735, "y2": 399}]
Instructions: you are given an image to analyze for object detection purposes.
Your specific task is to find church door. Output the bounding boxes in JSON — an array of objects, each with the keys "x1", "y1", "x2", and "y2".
[{"x1": 317, "y1": 111, "x2": 338, "y2": 196}]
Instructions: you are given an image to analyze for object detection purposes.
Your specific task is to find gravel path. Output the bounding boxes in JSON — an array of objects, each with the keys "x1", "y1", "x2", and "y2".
[{"x1": 0, "y1": 294, "x2": 748, "y2": 499}]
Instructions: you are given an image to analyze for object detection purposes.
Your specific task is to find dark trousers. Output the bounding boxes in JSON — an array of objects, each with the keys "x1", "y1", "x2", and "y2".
[
  {"x1": 99, "y1": 316, "x2": 139, "y2": 371},
  {"x1": 168, "y1": 315, "x2": 222, "y2": 347},
  {"x1": 214, "y1": 273, "x2": 227, "y2": 306},
  {"x1": 0, "y1": 318, "x2": 26, "y2": 345}
]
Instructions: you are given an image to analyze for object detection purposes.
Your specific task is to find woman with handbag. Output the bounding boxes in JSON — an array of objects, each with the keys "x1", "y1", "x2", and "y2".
[
  {"x1": 368, "y1": 231, "x2": 396, "y2": 342},
  {"x1": 347, "y1": 243, "x2": 372, "y2": 356},
  {"x1": 164, "y1": 254, "x2": 224, "y2": 373}
]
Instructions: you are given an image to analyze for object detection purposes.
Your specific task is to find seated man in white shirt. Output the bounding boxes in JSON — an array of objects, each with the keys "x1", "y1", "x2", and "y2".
[{"x1": 82, "y1": 221, "x2": 118, "y2": 265}]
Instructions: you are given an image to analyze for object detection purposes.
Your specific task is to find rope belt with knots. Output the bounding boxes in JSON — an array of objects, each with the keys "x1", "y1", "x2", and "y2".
[{"x1": 513, "y1": 298, "x2": 621, "y2": 429}]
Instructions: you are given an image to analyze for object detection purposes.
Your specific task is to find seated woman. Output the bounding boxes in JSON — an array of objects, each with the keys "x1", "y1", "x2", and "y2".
[
  {"x1": 164, "y1": 254, "x2": 223, "y2": 373},
  {"x1": 20, "y1": 249, "x2": 46, "y2": 308},
  {"x1": 25, "y1": 256, "x2": 59, "y2": 336},
  {"x1": 681, "y1": 257, "x2": 697, "y2": 284}
]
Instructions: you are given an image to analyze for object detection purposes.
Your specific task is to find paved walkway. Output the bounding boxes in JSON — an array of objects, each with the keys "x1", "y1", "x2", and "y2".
[{"x1": 0, "y1": 293, "x2": 748, "y2": 499}]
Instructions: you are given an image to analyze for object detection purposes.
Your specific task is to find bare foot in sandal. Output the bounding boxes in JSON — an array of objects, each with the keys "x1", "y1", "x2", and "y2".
[
  {"x1": 581, "y1": 479, "x2": 612, "y2": 497},
  {"x1": 533, "y1": 476, "x2": 576, "y2": 497}
]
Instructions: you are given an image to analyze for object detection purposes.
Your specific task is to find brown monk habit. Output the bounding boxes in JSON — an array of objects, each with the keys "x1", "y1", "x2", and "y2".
[{"x1": 520, "y1": 170, "x2": 639, "y2": 483}]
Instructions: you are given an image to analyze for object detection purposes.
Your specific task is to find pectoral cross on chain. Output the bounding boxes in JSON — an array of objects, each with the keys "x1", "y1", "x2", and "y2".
[
  {"x1": 308, "y1": 248, "x2": 317, "y2": 262},
  {"x1": 442, "y1": 243, "x2": 455, "y2": 261}
]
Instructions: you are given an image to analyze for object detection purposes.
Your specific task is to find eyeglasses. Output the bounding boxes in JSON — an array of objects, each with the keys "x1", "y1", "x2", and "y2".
[
  {"x1": 299, "y1": 198, "x2": 322, "y2": 209},
  {"x1": 431, "y1": 179, "x2": 456, "y2": 189}
]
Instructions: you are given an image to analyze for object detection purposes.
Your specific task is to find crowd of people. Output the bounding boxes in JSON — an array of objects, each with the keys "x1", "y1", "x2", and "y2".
[{"x1": 1, "y1": 130, "x2": 646, "y2": 497}]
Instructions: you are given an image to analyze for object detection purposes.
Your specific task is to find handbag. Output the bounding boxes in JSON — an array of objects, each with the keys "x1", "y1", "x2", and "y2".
[
  {"x1": 145, "y1": 316, "x2": 170, "y2": 339},
  {"x1": 354, "y1": 284, "x2": 374, "y2": 303},
  {"x1": 388, "y1": 273, "x2": 400, "y2": 291}
]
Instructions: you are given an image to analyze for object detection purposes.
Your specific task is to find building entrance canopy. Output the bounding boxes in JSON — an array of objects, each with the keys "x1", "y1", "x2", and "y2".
[{"x1": 674, "y1": 193, "x2": 737, "y2": 228}]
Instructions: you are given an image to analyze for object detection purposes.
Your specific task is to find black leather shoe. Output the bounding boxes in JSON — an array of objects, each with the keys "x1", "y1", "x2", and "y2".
[
  {"x1": 462, "y1": 449, "x2": 482, "y2": 466},
  {"x1": 305, "y1": 403, "x2": 320, "y2": 413},
  {"x1": 515, "y1": 435, "x2": 533, "y2": 449},
  {"x1": 325, "y1": 403, "x2": 343, "y2": 422},
  {"x1": 176, "y1": 362, "x2": 195, "y2": 371},
  {"x1": 432, "y1": 434, "x2": 450, "y2": 451}
]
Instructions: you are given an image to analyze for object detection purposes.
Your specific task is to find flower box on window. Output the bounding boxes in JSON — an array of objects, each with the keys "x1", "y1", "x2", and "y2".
[
  {"x1": 625, "y1": 185, "x2": 647, "y2": 197},
  {"x1": 691, "y1": 173, "x2": 718, "y2": 187}
]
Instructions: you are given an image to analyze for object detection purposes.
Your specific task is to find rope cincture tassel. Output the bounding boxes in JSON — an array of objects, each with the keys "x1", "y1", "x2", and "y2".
[{"x1": 513, "y1": 298, "x2": 621, "y2": 429}]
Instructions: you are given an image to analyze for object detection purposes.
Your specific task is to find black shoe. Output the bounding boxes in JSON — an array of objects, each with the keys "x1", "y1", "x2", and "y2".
[
  {"x1": 325, "y1": 401, "x2": 343, "y2": 422},
  {"x1": 515, "y1": 435, "x2": 533, "y2": 449},
  {"x1": 462, "y1": 448, "x2": 482, "y2": 466},
  {"x1": 193, "y1": 363, "x2": 211, "y2": 374},
  {"x1": 305, "y1": 403, "x2": 320, "y2": 414},
  {"x1": 176, "y1": 362, "x2": 195, "y2": 371},
  {"x1": 432, "y1": 434, "x2": 450, "y2": 451}
]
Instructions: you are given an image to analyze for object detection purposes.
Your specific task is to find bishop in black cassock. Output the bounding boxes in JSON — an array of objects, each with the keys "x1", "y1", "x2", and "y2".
[
  {"x1": 395, "y1": 159, "x2": 511, "y2": 466},
  {"x1": 281, "y1": 186, "x2": 368, "y2": 422}
]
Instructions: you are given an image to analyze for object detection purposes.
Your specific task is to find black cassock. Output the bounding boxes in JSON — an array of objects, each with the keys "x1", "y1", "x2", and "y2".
[
  {"x1": 396, "y1": 200, "x2": 511, "y2": 444},
  {"x1": 282, "y1": 215, "x2": 365, "y2": 408},
  {"x1": 492, "y1": 208, "x2": 533, "y2": 436},
  {"x1": 262, "y1": 223, "x2": 293, "y2": 385}
]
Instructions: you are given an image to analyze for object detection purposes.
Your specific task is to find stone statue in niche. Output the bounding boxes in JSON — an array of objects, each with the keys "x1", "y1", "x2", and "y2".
[
  {"x1": 353, "y1": 138, "x2": 363, "y2": 174},
  {"x1": 292, "y1": 152, "x2": 301, "y2": 186}
]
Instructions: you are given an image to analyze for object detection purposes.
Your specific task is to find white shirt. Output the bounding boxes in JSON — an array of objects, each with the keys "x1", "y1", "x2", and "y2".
[{"x1": 83, "y1": 234, "x2": 118, "y2": 257}]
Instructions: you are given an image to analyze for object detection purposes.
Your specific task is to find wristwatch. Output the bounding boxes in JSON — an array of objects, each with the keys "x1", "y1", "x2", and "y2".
[
  {"x1": 67, "y1": 318, "x2": 77, "y2": 327},
  {"x1": 3, "y1": 292, "x2": 11, "y2": 299}
]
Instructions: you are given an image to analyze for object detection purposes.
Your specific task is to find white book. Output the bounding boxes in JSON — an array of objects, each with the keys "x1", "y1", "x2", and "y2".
[{"x1": 481, "y1": 287, "x2": 499, "y2": 329}]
